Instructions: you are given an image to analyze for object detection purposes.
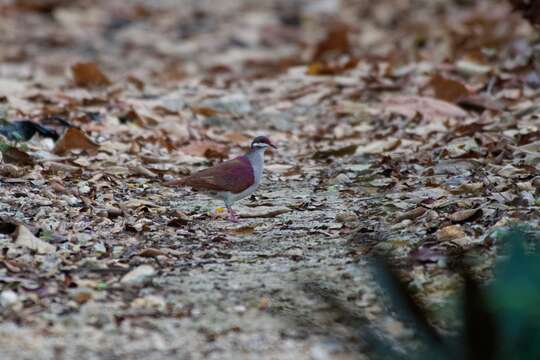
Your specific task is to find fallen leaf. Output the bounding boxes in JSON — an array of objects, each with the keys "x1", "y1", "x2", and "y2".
[
  {"x1": 448, "y1": 208, "x2": 483, "y2": 223},
  {"x1": 355, "y1": 138, "x2": 401, "y2": 155},
  {"x1": 383, "y1": 95, "x2": 468, "y2": 119},
  {"x1": 71, "y1": 62, "x2": 111, "y2": 88},
  {"x1": 180, "y1": 141, "x2": 229, "y2": 159},
  {"x1": 450, "y1": 182, "x2": 484, "y2": 194},
  {"x1": 14, "y1": 224, "x2": 55, "y2": 254},
  {"x1": 312, "y1": 21, "x2": 350, "y2": 61},
  {"x1": 53, "y1": 128, "x2": 99, "y2": 155},
  {"x1": 0, "y1": 145, "x2": 33, "y2": 165},
  {"x1": 128, "y1": 164, "x2": 157, "y2": 178},
  {"x1": 429, "y1": 74, "x2": 470, "y2": 103},
  {"x1": 0, "y1": 164, "x2": 25, "y2": 177},
  {"x1": 139, "y1": 248, "x2": 168, "y2": 257},
  {"x1": 436, "y1": 224, "x2": 467, "y2": 242},
  {"x1": 223, "y1": 132, "x2": 251, "y2": 144},
  {"x1": 191, "y1": 106, "x2": 219, "y2": 117},
  {"x1": 458, "y1": 94, "x2": 503, "y2": 112},
  {"x1": 313, "y1": 144, "x2": 358, "y2": 159},
  {"x1": 238, "y1": 206, "x2": 291, "y2": 218},
  {"x1": 306, "y1": 57, "x2": 358, "y2": 76},
  {"x1": 70, "y1": 288, "x2": 93, "y2": 304},
  {"x1": 395, "y1": 207, "x2": 427, "y2": 222},
  {"x1": 121, "y1": 265, "x2": 156, "y2": 286},
  {"x1": 228, "y1": 225, "x2": 256, "y2": 236}
]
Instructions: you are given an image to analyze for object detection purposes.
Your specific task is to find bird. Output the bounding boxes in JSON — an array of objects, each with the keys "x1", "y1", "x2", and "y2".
[{"x1": 166, "y1": 136, "x2": 276, "y2": 222}]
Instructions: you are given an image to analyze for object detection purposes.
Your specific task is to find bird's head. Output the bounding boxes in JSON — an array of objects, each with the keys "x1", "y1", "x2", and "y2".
[{"x1": 251, "y1": 136, "x2": 277, "y2": 151}]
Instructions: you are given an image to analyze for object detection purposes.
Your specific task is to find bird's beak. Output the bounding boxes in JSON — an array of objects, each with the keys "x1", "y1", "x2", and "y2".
[{"x1": 269, "y1": 142, "x2": 277, "y2": 149}]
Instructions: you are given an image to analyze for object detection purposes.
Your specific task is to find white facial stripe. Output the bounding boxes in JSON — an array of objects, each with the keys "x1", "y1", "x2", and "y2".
[{"x1": 253, "y1": 143, "x2": 269, "y2": 148}]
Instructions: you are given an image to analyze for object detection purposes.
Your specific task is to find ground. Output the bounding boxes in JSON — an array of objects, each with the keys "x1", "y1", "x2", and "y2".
[{"x1": 0, "y1": 0, "x2": 539, "y2": 359}]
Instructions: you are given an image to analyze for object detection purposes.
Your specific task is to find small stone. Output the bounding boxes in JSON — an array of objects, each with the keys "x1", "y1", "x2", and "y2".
[
  {"x1": 93, "y1": 242, "x2": 106, "y2": 254},
  {"x1": 233, "y1": 305, "x2": 246, "y2": 313},
  {"x1": 330, "y1": 173, "x2": 350, "y2": 185},
  {"x1": 78, "y1": 183, "x2": 91, "y2": 194},
  {"x1": 0, "y1": 290, "x2": 19, "y2": 307},
  {"x1": 121, "y1": 265, "x2": 156, "y2": 286}
]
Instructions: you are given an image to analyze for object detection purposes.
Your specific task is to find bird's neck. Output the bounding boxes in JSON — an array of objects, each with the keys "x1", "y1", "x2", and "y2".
[{"x1": 246, "y1": 147, "x2": 265, "y2": 183}]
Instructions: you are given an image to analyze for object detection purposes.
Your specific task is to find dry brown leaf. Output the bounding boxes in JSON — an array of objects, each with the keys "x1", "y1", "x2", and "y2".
[
  {"x1": 139, "y1": 248, "x2": 168, "y2": 257},
  {"x1": 450, "y1": 182, "x2": 484, "y2": 194},
  {"x1": 71, "y1": 62, "x2": 111, "y2": 88},
  {"x1": 127, "y1": 75, "x2": 145, "y2": 91},
  {"x1": 228, "y1": 225, "x2": 256, "y2": 236},
  {"x1": 192, "y1": 106, "x2": 219, "y2": 117},
  {"x1": 312, "y1": 22, "x2": 350, "y2": 61},
  {"x1": 458, "y1": 94, "x2": 503, "y2": 112},
  {"x1": 448, "y1": 208, "x2": 482, "y2": 223},
  {"x1": 239, "y1": 206, "x2": 291, "y2": 218},
  {"x1": 395, "y1": 207, "x2": 427, "y2": 222},
  {"x1": 180, "y1": 141, "x2": 229, "y2": 159},
  {"x1": 14, "y1": 224, "x2": 55, "y2": 254},
  {"x1": 429, "y1": 74, "x2": 470, "y2": 103},
  {"x1": 306, "y1": 58, "x2": 358, "y2": 76},
  {"x1": 383, "y1": 95, "x2": 468, "y2": 119},
  {"x1": 0, "y1": 163, "x2": 26, "y2": 177},
  {"x1": 53, "y1": 128, "x2": 99, "y2": 155},
  {"x1": 1, "y1": 146, "x2": 33, "y2": 166},
  {"x1": 313, "y1": 144, "x2": 358, "y2": 159},
  {"x1": 129, "y1": 164, "x2": 157, "y2": 178}
]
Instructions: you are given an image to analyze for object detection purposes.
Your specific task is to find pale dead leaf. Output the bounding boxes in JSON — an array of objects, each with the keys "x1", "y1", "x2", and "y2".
[
  {"x1": 14, "y1": 224, "x2": 55, "y2": 254},
  {"x1": 436, "y1": 224, "x2": 467, "y2": 242},
  {"x1": 0, "y1": 163, "x2": 25, "y2": 177},
  {"x1": 383, "y1": 95, "x2": 468, "y2": 119},
  {"x1": 355, "y1": 138, "x2": 401, "y2": 154},
  {"x1": 395, "y1": 207, "x2": 427, "y2": 222},
  {"x1": 448, "y1": 208, "x2": 482, "y2": 223}
]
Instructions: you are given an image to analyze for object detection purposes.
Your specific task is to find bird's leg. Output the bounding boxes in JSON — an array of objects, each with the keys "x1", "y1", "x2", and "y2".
[{"x1": 226, "y1": 205, "x2": 239, "y2": 223}]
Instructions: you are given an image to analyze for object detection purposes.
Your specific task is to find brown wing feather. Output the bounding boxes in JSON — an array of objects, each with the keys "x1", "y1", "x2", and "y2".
[{"x1": 181, "y1": 157, "x2": 254, "y2": 193}]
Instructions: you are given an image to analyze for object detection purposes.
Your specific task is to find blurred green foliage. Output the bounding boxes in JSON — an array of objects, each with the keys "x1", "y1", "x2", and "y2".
[{"x1": 302, "y1": 224, "x2": 540, "y2": 360}]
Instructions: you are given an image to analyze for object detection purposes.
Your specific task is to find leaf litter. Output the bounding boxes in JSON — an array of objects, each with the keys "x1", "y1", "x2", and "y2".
[{"x1": 0, "y1": 0, "x2": 538, "y2": 359}]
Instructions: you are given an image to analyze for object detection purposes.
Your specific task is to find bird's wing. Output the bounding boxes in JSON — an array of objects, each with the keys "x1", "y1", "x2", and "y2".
[{"x1": 181, "y1": 156, "x2": 254, "y2": 193}]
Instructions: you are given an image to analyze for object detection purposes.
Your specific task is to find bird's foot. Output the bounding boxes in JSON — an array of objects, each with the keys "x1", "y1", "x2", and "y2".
[{"x1": 227, "y1": 207, "x2": 239, "y2": 223}]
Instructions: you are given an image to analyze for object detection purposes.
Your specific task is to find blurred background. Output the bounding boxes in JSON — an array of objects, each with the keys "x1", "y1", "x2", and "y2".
[{"x1": 0, "y1": 0, "x2": 535, "y2": 90}]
